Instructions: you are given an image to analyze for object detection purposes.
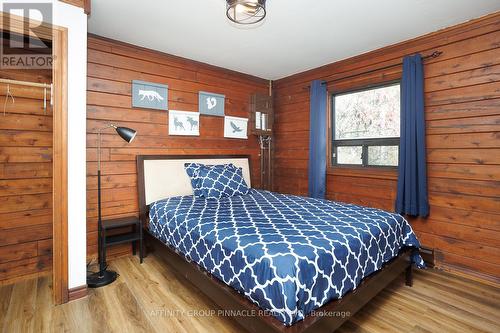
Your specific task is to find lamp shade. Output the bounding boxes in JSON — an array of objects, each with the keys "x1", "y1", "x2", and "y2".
[
  {"x1": 226, "y1": 0, "x2": 266, "y2": 25},
  {"x1": 115, "y1": 126, "x2": 137, "y2": 143}
]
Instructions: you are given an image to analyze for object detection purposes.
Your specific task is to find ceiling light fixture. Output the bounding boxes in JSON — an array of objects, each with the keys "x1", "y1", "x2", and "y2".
[{"x1": 226, "y1": 0, "x2": 266, "y2": 25}]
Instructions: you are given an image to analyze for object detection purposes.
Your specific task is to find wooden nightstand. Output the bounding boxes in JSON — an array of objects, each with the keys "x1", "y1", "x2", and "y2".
[{"x1": 102, "y1": 216, "x2": 143, "y2": 263}]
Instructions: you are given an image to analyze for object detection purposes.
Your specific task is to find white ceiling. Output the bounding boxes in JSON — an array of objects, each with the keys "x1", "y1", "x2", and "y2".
[{"x1": 88, "y1": 0, "x2": 500, "y2": 80}]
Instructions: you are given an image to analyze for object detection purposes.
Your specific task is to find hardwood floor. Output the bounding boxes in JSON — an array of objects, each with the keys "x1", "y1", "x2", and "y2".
[{"x1": 1, "y1": 253, "x2": 499, "y2": 333}]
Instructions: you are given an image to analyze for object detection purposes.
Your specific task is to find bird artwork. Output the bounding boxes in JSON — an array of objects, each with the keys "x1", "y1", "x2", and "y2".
[
  {"x1": 230, "y1": 121, "x2": 243, "y2": 133},
  {"x1": 224, "y1": 116, "x2": 247, "y2": 139}
]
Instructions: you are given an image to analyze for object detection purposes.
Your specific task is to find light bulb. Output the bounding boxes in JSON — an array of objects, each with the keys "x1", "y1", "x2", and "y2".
[
  {"x1": 235, "y1": 3, "x2": 246, "y2": 13},
  {"x1": 236, "y1": 2, "x2": 258, "y2": 14}
]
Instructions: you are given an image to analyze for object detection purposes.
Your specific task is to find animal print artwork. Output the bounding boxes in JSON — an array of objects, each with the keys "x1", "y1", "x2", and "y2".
[
  {"x1": 186, "y1": 116, "x2": 199, "y2": 131},
  {"x1": 199, "y1": 91, "x2": 225, "y2": 116},
  {"x1": 206, "y1": 97, "x2": 217, "y2": 110},
  {"x1": 230, "y1": 121, "x2": 242, "y2": 133},
  {"x1": 174, "y1": 117, "x2": 185, "y2": 131},
  {"x1": 224, "y1": 116, "x2": 248, "y2": 139},
  {"x1": 168, "y1": 110, "x2": 200, "y2": 136},
  {"x1": 138, "y1": 89, "x2": 164, "y2": 102},
  {"x1": 132, "y1": 80, "x2": 168, "y2": 110}
]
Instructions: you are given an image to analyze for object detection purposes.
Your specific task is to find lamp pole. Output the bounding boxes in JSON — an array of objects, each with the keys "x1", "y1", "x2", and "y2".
[
  {"x1": 96, "y1": 124, "x2": 113, "y2": 274},
  {"x1": 96, "y1": 125, "x2": 105, "y2": 274},
  {"x1": 88, "y1": 124, "x2": 136, "y2": 288}
]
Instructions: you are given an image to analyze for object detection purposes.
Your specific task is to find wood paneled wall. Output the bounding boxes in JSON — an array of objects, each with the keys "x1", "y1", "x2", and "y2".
[
  {"x1": 86, "y1": 35, "x2": 268, "y2": 260},
  {"x1": 0, "y1": 69, "x2": 53, "y2": 283},
  {"x1": 59, "y1": 0, "x2": 90, "y2": 14},
  {"x1": 273, "y1": 13, "x2": 500, "y2": 283}
]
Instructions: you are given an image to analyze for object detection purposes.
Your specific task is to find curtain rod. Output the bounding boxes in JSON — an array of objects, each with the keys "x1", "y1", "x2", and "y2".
[
  {"x1": 304, "y1": 51, "x2": 443, "y2": 89},
  {"x1": 0, "y1": 78, "x2": 52, "y2": 89}
]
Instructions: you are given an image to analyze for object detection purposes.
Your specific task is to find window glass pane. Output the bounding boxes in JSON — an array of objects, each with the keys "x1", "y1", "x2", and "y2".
[
  {"x1": 334, "y1": 84, "x2": 400, "y2": 140},
  {"x1": 368, "y1": 146, "x2": 399, "y2": 166},
  {"x1": 337, "y1": 146, "x2": 362, "y2": 165}
]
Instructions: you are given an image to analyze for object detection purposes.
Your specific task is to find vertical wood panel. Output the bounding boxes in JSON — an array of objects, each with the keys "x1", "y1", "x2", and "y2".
[
  {"x1": 86, "y1": 35, "x2": 268, "y2": 261},
  {"x1": 273, "y1": 13, "x2": 500, "y2": 283},
  {"x1": 52, "y1": 27, "x2": 69, "y2": 304}
]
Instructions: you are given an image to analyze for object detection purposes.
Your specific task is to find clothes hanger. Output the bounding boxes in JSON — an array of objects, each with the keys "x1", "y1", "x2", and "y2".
[
  {"x1": 43, "y1": 86, "x2": 47, "y2": 115},
  {"x1": 3, "y1": 84, "x2": 15, "y2": 116}
]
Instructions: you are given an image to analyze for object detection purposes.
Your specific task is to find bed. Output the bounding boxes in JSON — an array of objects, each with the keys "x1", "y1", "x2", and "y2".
[{"x1": 137, "y1": 154, "x2": 423, "y2": 333}]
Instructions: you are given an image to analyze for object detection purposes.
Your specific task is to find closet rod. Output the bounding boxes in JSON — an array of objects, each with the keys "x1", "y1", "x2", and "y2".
[
  {"x1": 0, "y1": 78, "x2": 52, "y2": 89},
  {"x1": 303, "y1": 51, "x2": 443, "y2": 90}
]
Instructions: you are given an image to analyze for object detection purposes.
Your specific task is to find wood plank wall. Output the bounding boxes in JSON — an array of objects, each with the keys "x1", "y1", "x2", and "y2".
[
  {"x1": 273, "y1": 13, "x2": 500, "y2": 283},
  {"x1": 0, "y1": 69, "x2": 53, "y2": 283},
  {"x1": 86, "y1": 35, "x2": 268, "y2": 261},
  {"x1": 59, "y1": 0, "x2": 90, "y2": 14}
]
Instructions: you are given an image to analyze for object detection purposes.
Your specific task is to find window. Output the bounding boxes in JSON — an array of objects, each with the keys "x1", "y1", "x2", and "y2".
[{"x1": 332, "y1": 83, "x2": 400, "y2": 167}]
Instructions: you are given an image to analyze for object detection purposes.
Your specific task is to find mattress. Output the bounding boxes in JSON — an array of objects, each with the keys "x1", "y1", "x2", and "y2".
[{"x1": 149, "y1": 189, "x2": 423, "y2": 325}]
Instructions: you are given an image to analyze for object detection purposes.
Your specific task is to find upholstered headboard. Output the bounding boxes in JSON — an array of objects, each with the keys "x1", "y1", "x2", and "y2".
[{"x1": 136, "y1": 155, "x2": 251, "y2": 220}]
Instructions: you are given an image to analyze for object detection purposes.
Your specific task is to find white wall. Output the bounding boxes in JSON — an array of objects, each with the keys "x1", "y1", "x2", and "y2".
[
  {"x1": 0, "y1": 0, "x2": 88, "y2": 289},
  {"x1": 53, "y1": 0, "x2": 87, "y2": 289}
]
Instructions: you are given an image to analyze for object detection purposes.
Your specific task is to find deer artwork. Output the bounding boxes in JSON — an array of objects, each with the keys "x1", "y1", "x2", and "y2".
[
  {"x1": 174, "y1": 117, "x2": 185, "y2": 131},
  {"x1": 186, "y1": 116, "x2": 198, "y2": 131}
]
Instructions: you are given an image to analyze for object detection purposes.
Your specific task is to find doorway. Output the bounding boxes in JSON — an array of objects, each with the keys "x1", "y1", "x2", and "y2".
[{"x1": 0, "y1": 12, "x2": 68, "y2": 304}]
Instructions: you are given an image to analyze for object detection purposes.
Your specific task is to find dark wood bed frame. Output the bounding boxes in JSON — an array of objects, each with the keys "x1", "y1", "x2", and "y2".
[{"x1": 137, "y1": 154, "x2": 413, "y2": 333}]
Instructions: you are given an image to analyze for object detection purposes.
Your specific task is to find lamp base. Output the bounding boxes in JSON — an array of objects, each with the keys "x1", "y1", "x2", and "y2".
[{"x1": 87, "y1": 269, "x2": 117, "y2": 288}]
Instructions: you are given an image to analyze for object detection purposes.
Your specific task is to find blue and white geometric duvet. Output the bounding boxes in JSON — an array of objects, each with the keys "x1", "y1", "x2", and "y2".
[{"x1": 149, "y1": 189, "x2": 423, "y2": 326}]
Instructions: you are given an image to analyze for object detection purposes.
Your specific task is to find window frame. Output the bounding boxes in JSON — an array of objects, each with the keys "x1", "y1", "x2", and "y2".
[{"x1": 331, "y1": 81, "x2": 401, "y2": 169}]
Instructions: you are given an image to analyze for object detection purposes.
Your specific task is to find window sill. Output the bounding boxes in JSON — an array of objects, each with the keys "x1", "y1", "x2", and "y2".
[{"x1": 327, "y1": 166, "x2": 398, "y2": 180}]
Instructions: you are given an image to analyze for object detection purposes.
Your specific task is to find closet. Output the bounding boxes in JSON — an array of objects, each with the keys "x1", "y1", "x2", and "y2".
[{"x1": 0, "y1": 31, "x2": 53, "y2": 283}]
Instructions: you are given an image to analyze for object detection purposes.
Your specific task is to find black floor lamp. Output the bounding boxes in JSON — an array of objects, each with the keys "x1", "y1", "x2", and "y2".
[{"x1": 87, "y1": 124, "x2": 137, "y2": 288}]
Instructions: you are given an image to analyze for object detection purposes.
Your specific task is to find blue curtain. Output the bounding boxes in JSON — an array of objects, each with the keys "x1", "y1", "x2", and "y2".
[
  {"x1": 308, "y1": 80, "x2": 327, "y2": 199},
  {"x1": 395, "y1": 54, "x2": 429, "y2": 217}
]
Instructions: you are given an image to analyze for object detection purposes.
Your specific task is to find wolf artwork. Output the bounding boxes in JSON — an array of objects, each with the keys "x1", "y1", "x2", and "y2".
[
  {"x1": 138, "y1": 89, "x2": 164, "y2": 102},
  {"x1": 132, "y1": 80, "x2": 168, "y2": 110}
]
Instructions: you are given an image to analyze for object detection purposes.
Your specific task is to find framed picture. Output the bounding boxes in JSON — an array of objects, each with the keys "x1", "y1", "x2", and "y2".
[
  {"x1": 168, "y1": 110, "x2": 200, "y2": 136},
  {"x1": 224, "y1": 116, "x2": 248, "y2": 139},
  {"x1": 199, "y1": 91, "x2": 225, "y2": 116},
  {"x1": 132, "y1": 80, "x2": 168, "y2": 110}
]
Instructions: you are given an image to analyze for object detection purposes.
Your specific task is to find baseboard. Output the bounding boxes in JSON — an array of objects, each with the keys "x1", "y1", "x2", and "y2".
[
  {"x1": 68, "y1": 284, "x2": 88, "y2": 301},
  {"x1": 436, "y1": 263, "x2": 500, "y2": 288},
  {"x1": 0, "y1": 270, "x2": 51, "y2": 286},
  {"x1": 421, "y1": 248, "x2": 498, "y2": 287}
]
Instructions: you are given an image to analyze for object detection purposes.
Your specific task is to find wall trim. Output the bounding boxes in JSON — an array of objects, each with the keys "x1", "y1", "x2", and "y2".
[
  {"x1": 436, "y1": 263, "x2": 500, "y2": 288},
  {"x1": 68, "y1": 284, "x2": 88, "y2": 301},
  {"x1": 52, "y1": 25, "x2": 70, "y2": 305}
]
